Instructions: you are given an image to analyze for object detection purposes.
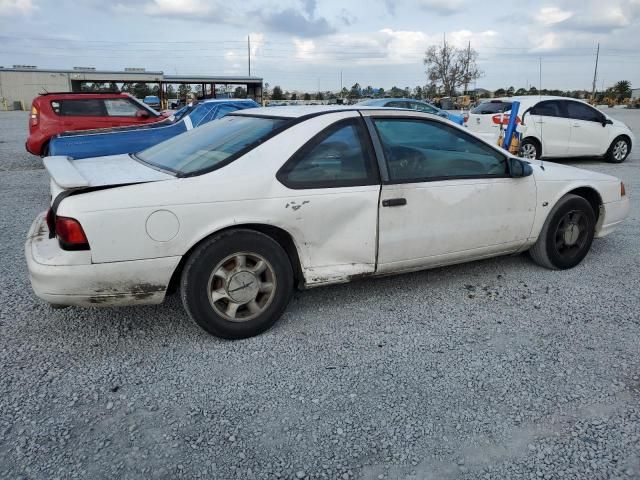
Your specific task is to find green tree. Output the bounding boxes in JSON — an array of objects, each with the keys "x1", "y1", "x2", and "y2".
[
  {"x1": 528, "y1": 86, "x2": 538, "y2": 96},
  {"x1": 108, "y1": 82, "x2": 118, "y2": 92},
  {"x1": 132, "y1": 83, "x2": 151, "y2": 99},
  {"x1": 376, "y1": 87, "x2": 385, "y2": 98},
  {"x1": 515, "y1": 87, "x2": 527, "y2": 96},
  {"x1": 349, "y1": 83, "x2": 361, "y2": 99},
  {"x1": 271, "y1": 85, "x2": 284, "y2": 100},
  {"x1": 506, "y1": 86, "x2": 515, "y2": 96},
  {"x1": 413, "y1": 86, "x2": 423, "y2": 99},
  {"x1": 613, "y1": 80, "x2": 631, "y2": 99},
  {"x1": 290, "y1": 92, "x2": 298, "y2": 100},
  {"x1": 389, "y1": 86, "x2": 404, "y2": 97},
  {"x1": 316, "y1": 91, "x2": 325, "y2": 100},
  {"x1": 234, "y1": 86, "x2": 247, "y2": 98},
  {"x1": 494, "y1": 88, "x2": 506, "y2": 96},
  {"x1": 303, "y1": 93, "x2": 311, "y2": 101},
  {"x1": 178, "y1": 84, "x2": 192, "y2": 99},
  {"x1": 166, "y1": 84, "x2": 176, "y2": 98}
]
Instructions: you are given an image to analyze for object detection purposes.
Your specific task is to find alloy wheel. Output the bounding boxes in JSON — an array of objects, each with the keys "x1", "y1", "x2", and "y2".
[
  {"x1": 554, "y1": 210, "x2": 589, "y2": 259},
  {"x1": 207, "y1": 252, "x2": 277, "y2": 322},
  {"x1": 520, "y1": 143, "x2": 537, "y2": 159},
  {"x1": 613, "y1": 140, "x2": 628, "y2": 161}
]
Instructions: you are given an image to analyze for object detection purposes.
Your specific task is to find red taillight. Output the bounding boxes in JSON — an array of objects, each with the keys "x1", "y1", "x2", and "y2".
[
  {"x1": 30, "y1": 105, "x2": 39, "y2": 126},
  {"x1": 55, "y1": 216, "x2": 89, "y2": 249},
  {"x1": 491, "y1": 114, "x2": 521, "y2": 125}
]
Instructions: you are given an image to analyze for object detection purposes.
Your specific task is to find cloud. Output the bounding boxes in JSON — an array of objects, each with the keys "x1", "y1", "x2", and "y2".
[
  {"x1": 301, "y1": 0, "x2": 316, "y2": 17},
  {"x1": 533, "y1": 1, "x2": 640, "y2": 33},
  {"x1": 0, "y1": 0, "x2": 35, "y2": 16},
  {"x1": 259, "y1": 8, "x2": 335, "y2": 37},
  {"x1": 534, "y1": 6, "x2": 573, "y2": 25},
  {"x1": 418, "y1": 0, "x2": 465, "y2": 16}
]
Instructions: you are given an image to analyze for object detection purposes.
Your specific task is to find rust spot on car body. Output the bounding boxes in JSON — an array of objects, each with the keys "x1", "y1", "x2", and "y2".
[{"x1": 87, "y1": 283, "x2": 165, "y2": 305}]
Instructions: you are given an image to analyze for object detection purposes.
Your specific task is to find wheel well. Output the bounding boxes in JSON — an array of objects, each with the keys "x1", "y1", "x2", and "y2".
[
  {"x1": 612, "y1": 134, "x2": 632, "y2": 150},
  {"x1": 167, "y1": 224, "x2": 304, "y2": 295},
  {"x1": 566, "y1": 187, "x2": 602, "y2": 223}
]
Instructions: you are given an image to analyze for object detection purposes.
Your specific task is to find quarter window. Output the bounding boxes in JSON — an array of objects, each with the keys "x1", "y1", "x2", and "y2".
[
  {"x1": 565, "y1": 101, "x2": 602, "y2": 122},
  {"x1": 104, "y1": 99, "x2": 140, "y2": 117},
  {"x1": 373, "y1": 118, "x2": 508, "y2": 182},
  {"x1": 277, "y1": 119, "x2": 378, "y2": 189},
  {"x1": 386, "y1": 101, "x2": 409, "y2": 109},
  {"x1": 56, "y1": 99, "x2": 104, "y2": 116}
]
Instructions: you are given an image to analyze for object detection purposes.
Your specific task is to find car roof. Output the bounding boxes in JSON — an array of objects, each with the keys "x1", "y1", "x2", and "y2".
[
  {"x1": 359, "y1": 97, "x2": 425, "y2": 104},
  {"x1": 36, "y1": 92, "x2": 129, "y2": 98},
  {"x1": 233, "y1": 105, "x2": 397, "y2": 118},
  {"x1": 481, "y1": 95, "x2": 586, "y2": 104},
  {"x1": 200, "y1": 98, "x2": 257, "y2": 104}
]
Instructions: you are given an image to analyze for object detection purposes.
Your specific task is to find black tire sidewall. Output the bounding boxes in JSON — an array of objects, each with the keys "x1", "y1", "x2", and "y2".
[
  {"x1": 182, "y1": 231, "x2": 293, "y2": 339},
  {"x1": 606, "y1": 137, "x2": 630, "y2": 163},
  {"x1": 543, "y1": 197, "x2": 595, "y2": 269}
]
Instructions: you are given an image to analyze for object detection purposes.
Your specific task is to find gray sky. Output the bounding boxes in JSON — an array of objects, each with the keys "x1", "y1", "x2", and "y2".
[{"x1": 1, "y1": 0, "x2": 639, "y2": 92}]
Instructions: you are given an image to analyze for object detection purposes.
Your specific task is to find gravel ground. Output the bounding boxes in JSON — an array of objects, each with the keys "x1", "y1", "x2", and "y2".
[{"x1": 1, "y1": 110, "x2": 639, "y2": 480}]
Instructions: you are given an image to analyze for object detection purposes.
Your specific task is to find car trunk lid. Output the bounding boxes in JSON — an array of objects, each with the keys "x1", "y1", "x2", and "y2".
[{"x1": 44, "y1": 154, "x2": 173, "y2": 201}]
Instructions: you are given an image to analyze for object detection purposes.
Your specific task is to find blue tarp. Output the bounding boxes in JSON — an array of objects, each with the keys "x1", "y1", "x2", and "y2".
[{"x1": 49, "y1": 99, "x2": 259, "y2": 159}]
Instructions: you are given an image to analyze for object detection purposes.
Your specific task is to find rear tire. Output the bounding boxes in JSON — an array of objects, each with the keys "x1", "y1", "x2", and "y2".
[
  {"x1": 529, "y1": 194, "x2": 596, "y2": 270},
  {"x1": 605, "y1": 136, "x2": 630, "y2": 163},
  {"x1": 180, "y1": 229, "x2": 294, "y2": 339}
]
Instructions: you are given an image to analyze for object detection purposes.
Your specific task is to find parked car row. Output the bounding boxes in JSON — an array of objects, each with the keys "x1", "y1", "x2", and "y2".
[
  {"x1": 467, "y1": 96, "x2": 634, "y2": 163},
  {"x1": 25, "y1": 101, "x2": 630, "y2": 340}
]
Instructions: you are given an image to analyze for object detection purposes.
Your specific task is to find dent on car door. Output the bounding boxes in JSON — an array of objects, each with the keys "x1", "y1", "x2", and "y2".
[
  {"x1": 368, "y1": 116, "x2": 536, "y2": 273},
  {"x1": 276, "y1": 117, "x2": 381, "y2": 285}
]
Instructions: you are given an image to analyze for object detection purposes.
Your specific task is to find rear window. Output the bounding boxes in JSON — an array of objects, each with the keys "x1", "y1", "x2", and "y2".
[
  {"x1": 471, "y1": 101, "x2": 512, "y2": 115},
  {"x1": 136, "y1": 115, "x2": 287, "y2": 176}
]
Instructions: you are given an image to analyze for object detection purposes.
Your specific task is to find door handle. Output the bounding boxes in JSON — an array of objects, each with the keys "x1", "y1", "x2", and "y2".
[
  {"x1": 382, "y1": 198, "x2": 407, "y2": 207},
  {"x1": 573, "y1": 123, "x2": 580, "y2": 127}
]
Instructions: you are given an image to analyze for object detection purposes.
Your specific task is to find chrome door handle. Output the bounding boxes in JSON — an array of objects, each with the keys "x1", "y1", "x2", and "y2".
[{"x1": 573, "y1": 123, "x2": 581, "y2": 127}]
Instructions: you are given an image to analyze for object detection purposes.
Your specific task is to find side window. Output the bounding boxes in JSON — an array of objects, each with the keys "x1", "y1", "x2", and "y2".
[
  {"x1": 386, "y1": 101, "x2": 409, "y2": 109},
  {"x1": 104, "y1": 99, "x2": 140, "y2": 117},
  {"x1": 57, "y1": 99, "x2": 104, "y2": 116},
  {"x1": 373, "y1": 118, "x2": 508, "y2": 182},
  {"x1": 277, "y1": 119, "x2": 379, "y2": 189},
  {"x1": 565, "y1": 101, "x2": 602, "y2": 122},
  {"x1": 530, "y1": 100, "x2": 562, "y2": 117},
  {"x1": 412, "y1": 102, "x2": 438, "y2": 114}
]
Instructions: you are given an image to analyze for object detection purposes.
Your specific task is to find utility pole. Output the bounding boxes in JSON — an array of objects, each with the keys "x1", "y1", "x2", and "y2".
[
  {"x1": 248, "y1": 35, "x2": 251, "y2": 76},
  {"x1": 539, "y1": 57, "x2": 542, "y2": 97},
  {"x1": 591, "y1": 42, "x2": 600, "y2": 103},
  {"x1": 464, "y1": 41, "x2": 471, "y2": 95},
  {"x1": 340, "y1": 70, "x2": 343, "y2": 100}
]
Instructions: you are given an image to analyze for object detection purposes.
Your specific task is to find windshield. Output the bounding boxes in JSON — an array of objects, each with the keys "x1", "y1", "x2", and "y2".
[
  {"x1": 471, "y1": 101, "x2": 512, "y2": 114},
  {"x1": 136, "y1": 115, "x2": 288, "y2": 175}
]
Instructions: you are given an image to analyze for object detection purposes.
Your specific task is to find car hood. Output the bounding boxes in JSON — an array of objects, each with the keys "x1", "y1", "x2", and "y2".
[
  {"x1": 44, "y1": 154, "x2": 173, "y2": 201},
  {"x1": 528, "y1": 159, "x2": 620, "y2": 183}
]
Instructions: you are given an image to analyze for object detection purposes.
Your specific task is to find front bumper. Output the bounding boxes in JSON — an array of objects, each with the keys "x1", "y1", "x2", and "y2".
[
  {"x1": 595, "y1": 197, "x2": 630, "y2": 238},
  {"x1": 25, "y1": 212, "x2": 181, "y2": 307}
]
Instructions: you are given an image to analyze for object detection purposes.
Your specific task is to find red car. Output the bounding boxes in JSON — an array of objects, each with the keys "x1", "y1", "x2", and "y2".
[{"x1": 26, "y1": 92, "x2": 167, "y2": 156}]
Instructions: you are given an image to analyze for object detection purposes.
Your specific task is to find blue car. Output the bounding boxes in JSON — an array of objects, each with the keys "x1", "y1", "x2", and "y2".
[
  {"x1": 49, "y1": 99, "x2": 260, "y2": 159},
  {"x1": 143, "y1": 95, "x2": 160, "y2": 109},
  {"x1": 357, "y1": 98, "x2": 465, "y2": 125}
]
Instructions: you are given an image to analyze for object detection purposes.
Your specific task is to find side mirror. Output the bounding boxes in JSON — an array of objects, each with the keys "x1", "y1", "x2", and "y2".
[
  {"x1": 602, "y1": 117, "x2": 613, "y2": 126},
  {"x1": 136, "y1": 110, "x2": 149, "y2": 119},
  {"x1": 510, "y1": 157, "x2": 533, "y2": 178}
]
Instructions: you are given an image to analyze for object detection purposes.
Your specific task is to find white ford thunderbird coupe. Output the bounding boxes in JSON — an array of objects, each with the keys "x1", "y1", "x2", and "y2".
[{"x1": 26, "y1": 106, "x2": 630, "y2": 339}]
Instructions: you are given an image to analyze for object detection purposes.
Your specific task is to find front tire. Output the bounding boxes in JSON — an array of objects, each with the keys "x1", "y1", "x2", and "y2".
[
  {"x1": 529, "y1": 194, "x2": 596, "y2": 270},
  {"x1": 181, "y1": 230, "x2": 294, "y2": 339},
  {"x1": 519, "y1": 138, "x2": 540, "y2": 159},
  {"x1": 605, "y1": 136, "x2": 630, "y2": 163}
]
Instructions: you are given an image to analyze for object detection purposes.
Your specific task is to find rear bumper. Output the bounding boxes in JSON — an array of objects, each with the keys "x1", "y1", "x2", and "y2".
[
  {"x1": 26, "y1": 136, "x2": 45, "y2": 156},
  {"x1": 596, "y1": 197, "x2": 630, "y2": 238},
  {"x1": 25, "y1": 212, "x2": 181, "y2": 307}
]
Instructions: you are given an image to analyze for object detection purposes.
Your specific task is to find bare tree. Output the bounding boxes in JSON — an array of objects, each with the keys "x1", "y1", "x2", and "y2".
[{"x1": 424, "y1": 42, "x2": 482, "y2": 97}]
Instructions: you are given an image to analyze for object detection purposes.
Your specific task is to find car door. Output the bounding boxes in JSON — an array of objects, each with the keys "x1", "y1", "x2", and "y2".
[
  {"x1": 525, "y1": 100, "x2": 571, "y2": 157},
  {"x1": 563, "y1": 100, "x2": 609, "y2": 156},
  {"x1": 362, "y1": 112, "x2": 537, "y2": 273},
  {"x1": 276, "y1": 116, "x2": 381, "y2": 284},
  {"x1": 57, "y1": 99, "x2": 107, "y2": 131}
]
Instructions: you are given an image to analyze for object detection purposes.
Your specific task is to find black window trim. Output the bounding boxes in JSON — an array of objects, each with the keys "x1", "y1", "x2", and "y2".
[
  {"x1": 276, "y1": 117, "x2": 381, "y2": 190},
  {"x1": 367, "y1": 115, "x2": 512, "y2": 185}
]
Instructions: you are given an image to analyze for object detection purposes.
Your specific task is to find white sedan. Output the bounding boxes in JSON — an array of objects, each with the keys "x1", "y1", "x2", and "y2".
[
  {"x1": 26, "y1": 106, "x2": 630, "y2": 339},
  {"x1": 467, "y1": 96, "x2": 634, "y2": 163}
]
